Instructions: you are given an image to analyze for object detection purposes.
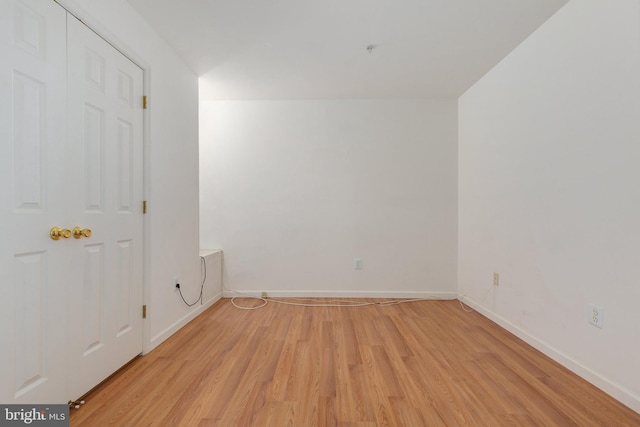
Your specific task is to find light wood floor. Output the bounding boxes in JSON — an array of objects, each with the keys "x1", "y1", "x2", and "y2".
[{"x1": 71, "y1": 298, "x2": 640, "y2": 426}]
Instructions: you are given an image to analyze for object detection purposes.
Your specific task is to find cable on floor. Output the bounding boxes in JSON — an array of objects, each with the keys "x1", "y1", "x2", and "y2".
[
  {"x1": 457, "y1": 281, "x2": 495, "y2": 313},
  {"x1": 223, "y1": 287, "x2": 458, "y2": 310}
]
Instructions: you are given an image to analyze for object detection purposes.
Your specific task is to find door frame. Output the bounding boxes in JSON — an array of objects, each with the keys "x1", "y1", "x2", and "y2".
[{"x1": 54, "y1": 0, "x2": 151, "y2": 353}]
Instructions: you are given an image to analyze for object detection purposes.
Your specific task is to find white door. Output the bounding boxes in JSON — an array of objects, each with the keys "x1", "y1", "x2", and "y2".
[
  {"x1": 0, "y1": 0, "x2": 70, "y2": 404},
  {"x1": 65, "y1": 15, "x2": 144, "y2": 401},
  {"x1": 0, "y1": 0, "x2": 144, "y2": 404}
]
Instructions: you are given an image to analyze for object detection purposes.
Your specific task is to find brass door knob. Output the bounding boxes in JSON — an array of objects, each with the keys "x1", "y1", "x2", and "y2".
[
  {"x1": 50, "y1": 227, "x2": 72, "y2": 240},
  {"x1": 72, "y1": 226, "x2": 92, "y2": 239}
]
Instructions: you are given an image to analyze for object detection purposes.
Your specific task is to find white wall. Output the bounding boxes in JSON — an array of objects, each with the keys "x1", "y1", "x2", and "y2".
[
  {"x1": 57, "y1": 0, "x2": 207, "y2": 352},
  {"x1": 200, "y1": 99, "x2": 457, "y2": 298},
  {"x1": 459, "y1": 0, "x2": 640, "y2": 411}
]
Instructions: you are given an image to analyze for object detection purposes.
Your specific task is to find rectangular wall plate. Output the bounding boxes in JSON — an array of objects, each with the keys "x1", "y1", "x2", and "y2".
[{"x1": 588, "y1": 304, "x2": 604, "y2": 328}]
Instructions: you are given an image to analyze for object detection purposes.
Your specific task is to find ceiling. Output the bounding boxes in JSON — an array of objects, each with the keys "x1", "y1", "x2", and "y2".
[{"x1": 125, "y1": 0, "x2": 568, "y2": 100}]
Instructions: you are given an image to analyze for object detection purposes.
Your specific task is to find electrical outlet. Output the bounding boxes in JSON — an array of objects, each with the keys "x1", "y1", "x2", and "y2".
[
  {"x1": 588, "y1": 304, "x2": 604, "y2": 328},
  {"x1": 261, "y1": 291, "x2": 267, "y2": 299},
  {"x1": 493, "y1": 272, "x2": 499, "y2": 286},
  {"x1": 354, "y1": 258, "x2": 363, "y2": 270},
  {"x1": 174, "y1": 277, "x2": 180, "y2": 291}
]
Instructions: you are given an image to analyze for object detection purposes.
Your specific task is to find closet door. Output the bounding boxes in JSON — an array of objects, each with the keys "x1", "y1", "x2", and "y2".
[
  {"x1": 66, "y1": 15, "x2": 144, "y2": 401},
  {"x1": 0, "y1": 0, "x2": 144, "y2": 404},
  {"x1": 0, "y1": 0, "x2": 70, "y2": 404}
]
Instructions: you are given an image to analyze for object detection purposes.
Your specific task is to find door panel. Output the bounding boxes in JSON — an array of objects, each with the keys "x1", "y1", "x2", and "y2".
[
  {"x1": 0, "y1": 0, "x2": 69, "y2": 404},
  {"x1": 82, "y1": 104, "x2": 106, "y2": 211},
  {"x1": 12, "y1": 72, "x2": 45, "y2": 211},
  {"x1": 66, "y1": 15, "x2": 144, "y2": 401},
  {"x1": 116, "y1": 240, "x2": 134, "y2": 336},
  {"x1": 13, "y1": 251, "x2": 48, "y2": 397},
  {"x1": 81, "y1": 243, "x2": 105, "y2": 356}
]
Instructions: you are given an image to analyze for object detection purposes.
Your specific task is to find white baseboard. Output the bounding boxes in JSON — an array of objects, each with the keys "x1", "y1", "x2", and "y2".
[
  {"x1": 222, "y1": 289, "x2": 457, "y2": 300},
  {"x1": 143, "y1": 292, "x2": 222, "y2": 354},
  {"x1": 458, "y1": 294, "x2": 640, "y2": 414}
]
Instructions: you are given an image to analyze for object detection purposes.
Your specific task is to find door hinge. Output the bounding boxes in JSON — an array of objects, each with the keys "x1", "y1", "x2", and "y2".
[
  {"x1": 143, "y1": 200, "x2": 147, "y2": 214},
  {"x1": 143, "y1": 95, "x2": 148, "y2": 109},
  {"x1": 142, "y1": 305, "x2": 147, "y2": 319}
]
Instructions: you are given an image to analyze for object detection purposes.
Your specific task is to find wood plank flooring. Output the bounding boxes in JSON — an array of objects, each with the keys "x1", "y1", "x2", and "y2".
[{"x1": 70, "y1": 298, "x2": 640, "y2": 426}]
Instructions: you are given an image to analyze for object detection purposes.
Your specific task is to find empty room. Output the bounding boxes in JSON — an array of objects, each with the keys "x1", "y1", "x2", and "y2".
[{"x1": 1, "y1": 0, "x2": 639, "y2": 425}]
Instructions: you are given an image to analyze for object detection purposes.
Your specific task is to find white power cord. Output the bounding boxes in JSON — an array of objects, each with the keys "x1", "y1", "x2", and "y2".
[
  {"x1": 458, "y1": 281, "x2": 495, "y2": 313},
  {"x1": 223, "y1": 287, "x2": 457, "y2": 310}
]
